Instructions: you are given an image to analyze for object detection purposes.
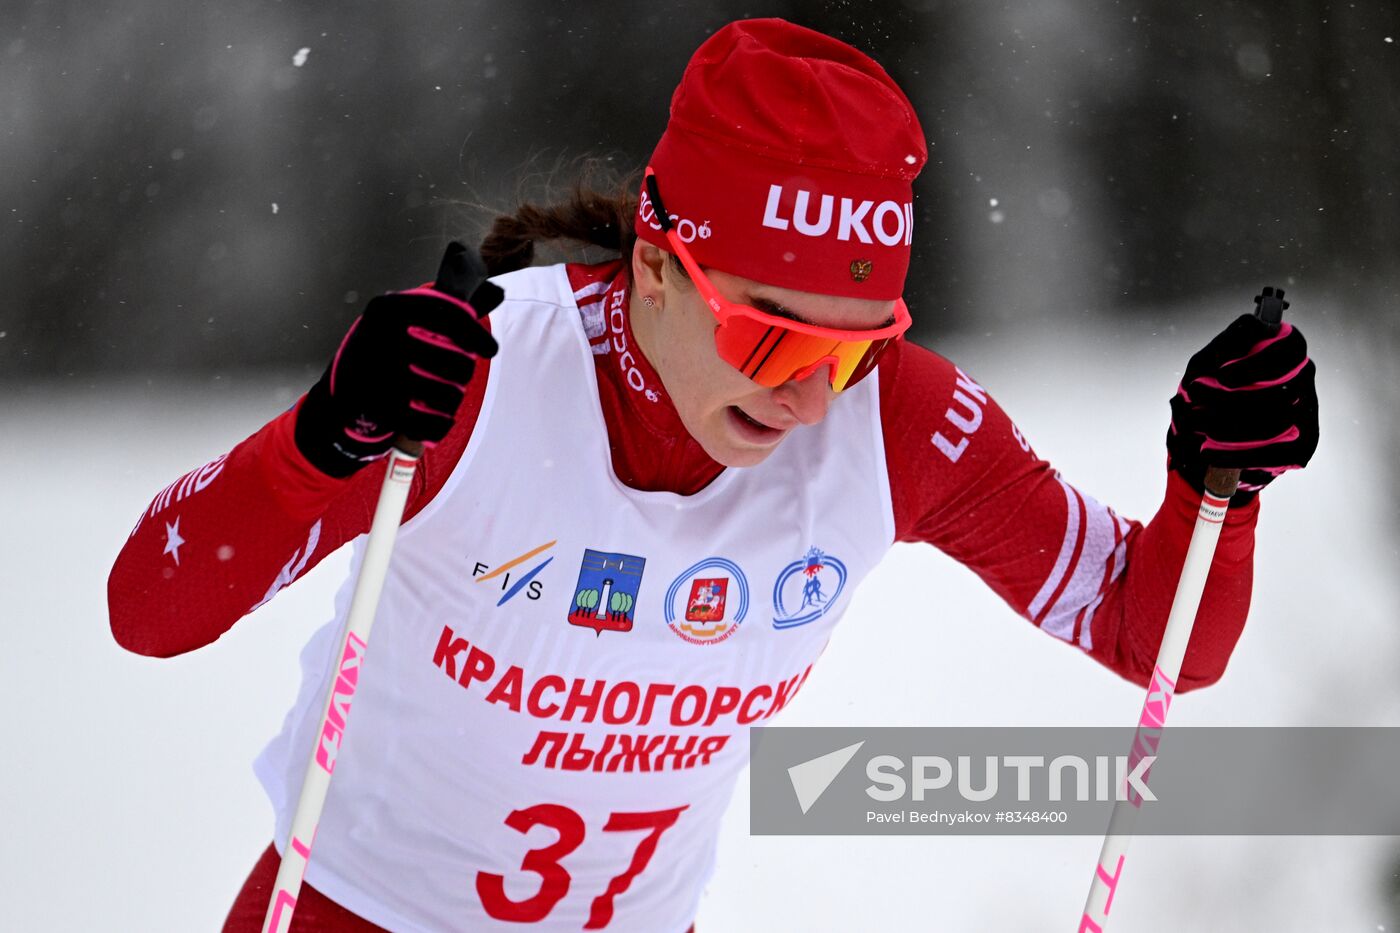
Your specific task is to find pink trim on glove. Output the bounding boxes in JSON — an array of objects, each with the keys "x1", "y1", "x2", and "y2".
[
  {"x1": 1200, "y1": 425, "x2": 1301, "y2": 452},
  {"x1": 1219, "y1": 321, "x2": 1294, "y2": 367},
  {"x1": 408, "y1": 364, "x2": 467, "y2": 390},
  {"x1": 407, "y1": 325, "x2": 474, "y2": 357},
  {"x1": 398, "y1": 286, "x2": 483, "y2": 319},
  {"x1": 1193, "y1": 356, "x2": 1309, "y2": 392},
  {"x1": 409, "y1": 399, "x2": 453, "y2": 419},
  {"x1": 344, "y1": 426, "x2": 393, "y2": 443},
  {"x1": 1239, "y1": 465, "x2": 1299, "y2": 490}
]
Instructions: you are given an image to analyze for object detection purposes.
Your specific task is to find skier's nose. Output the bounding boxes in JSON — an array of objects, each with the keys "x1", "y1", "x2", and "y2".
[{"x1": 772, "y1": 368, "x2": 835, "y2": 425}]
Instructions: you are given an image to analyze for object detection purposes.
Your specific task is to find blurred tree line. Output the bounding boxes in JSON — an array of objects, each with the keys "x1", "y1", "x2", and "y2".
[{"x1": 1, "y1": 0, "x2": 1396, "y2": 380}]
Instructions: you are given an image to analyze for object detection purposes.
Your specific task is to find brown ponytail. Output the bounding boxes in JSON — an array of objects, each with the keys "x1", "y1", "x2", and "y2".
[{"x1": 478, "y1": 160, "x2": 641, "y2": 278}]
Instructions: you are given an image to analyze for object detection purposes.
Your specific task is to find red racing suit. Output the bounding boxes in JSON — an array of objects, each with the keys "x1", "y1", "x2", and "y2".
[{"x1": 109, "y1": 260, "x2": 1256, "y2": 928}]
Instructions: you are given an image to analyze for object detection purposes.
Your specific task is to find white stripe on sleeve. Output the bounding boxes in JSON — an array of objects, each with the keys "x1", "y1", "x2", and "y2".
[{"x1": 1039, "y1": 484, "x2": 1126, "y2": 643}]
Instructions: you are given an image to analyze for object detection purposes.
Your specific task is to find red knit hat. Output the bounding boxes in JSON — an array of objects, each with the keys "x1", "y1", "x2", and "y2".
[{"x1": 635, "y1": 18, "x2": 927, "y2": 300}]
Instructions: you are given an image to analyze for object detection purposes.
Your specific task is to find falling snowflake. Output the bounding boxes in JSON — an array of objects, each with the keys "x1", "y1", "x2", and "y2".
[{"x1": 292, "y1": 47, "x2": 310, "y2": 67}]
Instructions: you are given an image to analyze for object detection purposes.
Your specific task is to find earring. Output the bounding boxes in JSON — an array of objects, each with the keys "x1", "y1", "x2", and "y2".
[{"x1": 642, "y1": 296, "x2": 657, "y2": 308}]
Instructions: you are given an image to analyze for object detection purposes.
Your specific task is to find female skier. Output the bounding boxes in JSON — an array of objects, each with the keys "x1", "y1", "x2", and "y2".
[{"x1": 109, "y1": 18, "x2": 1318, "y2": 932}]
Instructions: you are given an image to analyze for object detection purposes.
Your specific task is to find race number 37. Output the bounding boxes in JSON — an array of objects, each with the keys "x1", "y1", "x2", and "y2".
[{"x1": 476, "y1": 803, "x2": 688, "y2": 928}]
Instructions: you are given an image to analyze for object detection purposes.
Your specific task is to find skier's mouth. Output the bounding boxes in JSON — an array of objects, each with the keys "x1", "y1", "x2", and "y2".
[{"x1": 726, "y1": 406, "x2": 787, "y2": 445}]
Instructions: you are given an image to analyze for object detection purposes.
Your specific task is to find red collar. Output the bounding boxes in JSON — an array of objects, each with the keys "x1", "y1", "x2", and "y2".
[{"x1": 571, "y1": 261, "x2": 724, "y2": 494}]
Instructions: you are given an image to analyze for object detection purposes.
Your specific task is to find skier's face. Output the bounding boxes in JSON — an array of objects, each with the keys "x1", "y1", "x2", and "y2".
[{"x1": 630, "y1": 242, "x2": 897, "y2": 468}]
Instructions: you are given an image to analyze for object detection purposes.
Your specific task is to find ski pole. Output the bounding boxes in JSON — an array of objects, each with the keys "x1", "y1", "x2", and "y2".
[
  {"x1": 262, "y1": 244, "x2": 497, "y2": 933},
  {"x1": 1078, "y1": 287, "x2": 1288, "y2": 932}
]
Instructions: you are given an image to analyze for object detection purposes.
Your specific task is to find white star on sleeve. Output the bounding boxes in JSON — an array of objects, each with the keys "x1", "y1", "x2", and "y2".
[{"x1": 163, "y1": 516, "x2": 186, "y2": 566}]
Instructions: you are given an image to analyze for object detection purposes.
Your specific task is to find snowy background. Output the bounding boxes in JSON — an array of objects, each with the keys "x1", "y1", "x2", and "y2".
[
  {"x1": 4, "y1": 312, "x2": 1397, "y2": 931},
  {"x1": 3, "y1": 1, "x2": 1399, "y2": 931}
]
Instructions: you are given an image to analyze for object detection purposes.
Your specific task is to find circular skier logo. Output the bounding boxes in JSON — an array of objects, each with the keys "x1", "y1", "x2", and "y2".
[
  {"x1": 664, "y1": 557, "x2": 749, "y2": 645},
  {"x1": 772, "y1": 547, "x2": 848, "y2": 629}
]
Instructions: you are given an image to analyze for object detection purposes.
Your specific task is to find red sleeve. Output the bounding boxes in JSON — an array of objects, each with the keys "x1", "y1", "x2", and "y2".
[
  {"x1": 107, "y1": 353, "x2": 492, "y2": 658},
  {"x1": 878, "y1": 339, "x2": 1257, "y2": 692}
]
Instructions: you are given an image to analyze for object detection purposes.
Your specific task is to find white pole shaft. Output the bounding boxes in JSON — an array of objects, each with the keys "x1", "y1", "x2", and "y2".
[
  {"x1": 1078, "y1": 485, "x2": 1232, "y2": 932},
  {"x1": 261, "y1": 448, "x2": 419, "y2": 933}
]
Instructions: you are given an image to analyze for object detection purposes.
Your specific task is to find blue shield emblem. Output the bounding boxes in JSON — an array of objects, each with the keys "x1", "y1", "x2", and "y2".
[{"x1": 568, "y1": 549, "x2": 646, "y2": 635}]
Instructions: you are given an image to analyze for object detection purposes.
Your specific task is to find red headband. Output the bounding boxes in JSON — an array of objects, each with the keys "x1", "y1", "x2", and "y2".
[{"x1": 635, "y1": 18, "x2": 927, "y2": 300}]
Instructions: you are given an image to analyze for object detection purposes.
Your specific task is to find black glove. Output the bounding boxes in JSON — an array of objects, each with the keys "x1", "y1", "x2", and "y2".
[
  {"x1": 1167, "y1": 302, "x2": 1319, "y2": 506},
  {"x1": 295, "y1": 243, "x2": 503, "y2": 477}
]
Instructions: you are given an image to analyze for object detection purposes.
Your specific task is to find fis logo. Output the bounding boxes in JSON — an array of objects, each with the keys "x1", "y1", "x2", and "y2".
[
  {"x1": 568, "y1": 549, "x2": 647, "y2": 635},
  {"x1": 664, "y1": 557, "x2": 750, "y2": 645},
  {"x1": 472, "y1": 540, "x2": 556, "y2": 606},
  {"x1": 772, "y1": 546, "x2": 848, "y2": 629}
]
